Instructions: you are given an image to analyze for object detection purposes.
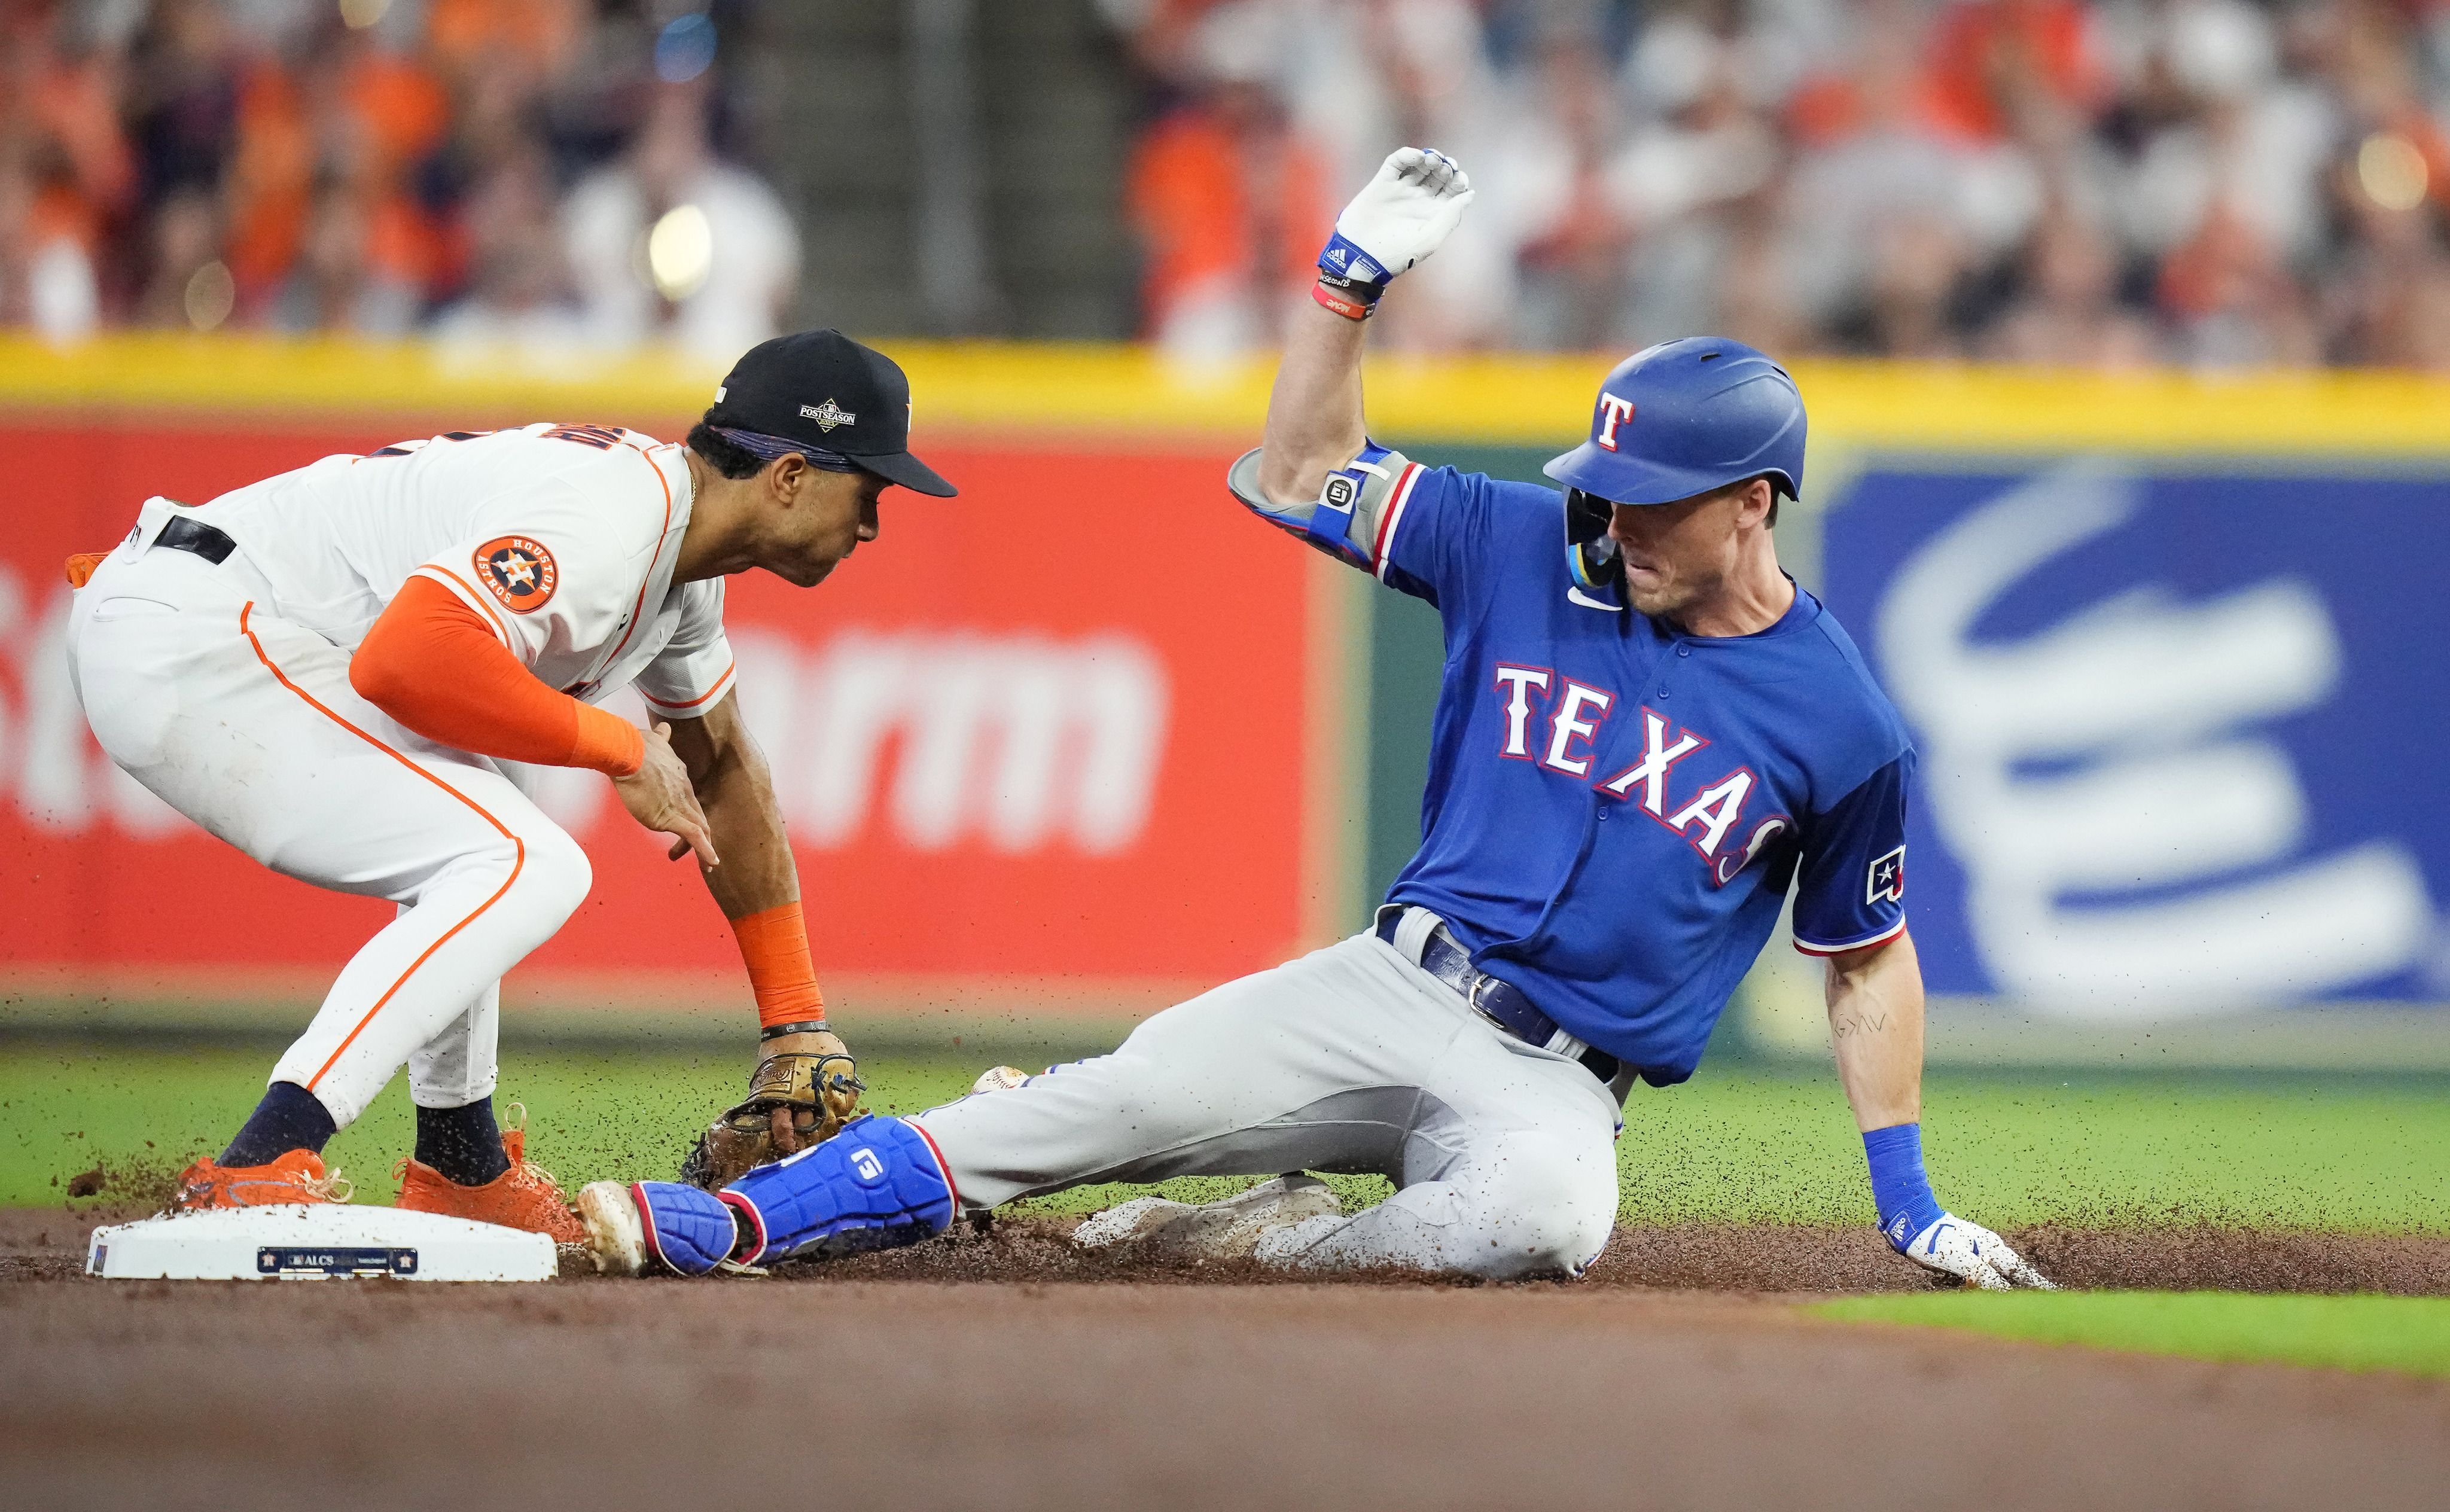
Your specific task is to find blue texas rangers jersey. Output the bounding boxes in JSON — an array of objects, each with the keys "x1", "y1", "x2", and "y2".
[{"x1": 1229, "y1": 447, "x2": 1913, "y2": 1084}]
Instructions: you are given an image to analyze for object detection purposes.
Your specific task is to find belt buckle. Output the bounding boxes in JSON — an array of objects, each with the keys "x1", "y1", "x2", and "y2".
[{"x1": 1464, "y1": 973, "x2": 1513, "y2": 1035}]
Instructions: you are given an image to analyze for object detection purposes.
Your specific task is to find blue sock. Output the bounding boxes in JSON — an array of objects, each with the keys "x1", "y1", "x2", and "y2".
[
  {"x1": 415, "y1": 1096, "x2": 510, "y2": 1187},
  {"x1": 220, "y1": 1081, "x2": 337, "y2": 1167},
  {"x1": 1862, "y1": 1123, "x2": 1945, "y2": 1249}
]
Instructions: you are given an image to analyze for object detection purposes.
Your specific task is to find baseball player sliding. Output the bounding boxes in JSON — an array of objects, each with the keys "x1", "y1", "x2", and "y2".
[
  {"x1": 578, "y1": 150, "x2": 2052, "y2": 1290},
  {"x1": 65, "y1": 331, "x2": 955, "y2": 1241}
]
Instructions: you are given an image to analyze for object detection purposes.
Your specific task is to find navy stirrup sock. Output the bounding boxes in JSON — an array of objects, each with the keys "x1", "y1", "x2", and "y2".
[
  {"x1": 415, "y1": 1096, "x2": 511, "y2": 1187},
  {"x1": 220, "y1": 1081, "x2": 338, "y2": 1168}
]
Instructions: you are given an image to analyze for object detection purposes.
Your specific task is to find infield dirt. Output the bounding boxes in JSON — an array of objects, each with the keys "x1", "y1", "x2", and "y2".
[{"x1": 5, "y1": 1211, "x2": 2448, "y2": 1511}]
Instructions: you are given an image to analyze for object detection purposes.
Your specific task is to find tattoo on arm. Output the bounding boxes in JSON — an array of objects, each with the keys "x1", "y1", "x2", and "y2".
[{"x1": 1830, "y1": 1011, "x2": 1892, "y2": 1040}]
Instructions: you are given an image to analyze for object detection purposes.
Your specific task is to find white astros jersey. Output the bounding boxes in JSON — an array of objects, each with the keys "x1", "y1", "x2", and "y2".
[{"x1": 185, "y1": 423, "x2": 736, "y2": 716}]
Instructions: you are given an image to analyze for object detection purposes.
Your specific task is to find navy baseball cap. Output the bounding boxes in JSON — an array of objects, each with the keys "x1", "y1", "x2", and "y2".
[{"x1": 706, "y1": 330, "x2": 958, "y2": 498}]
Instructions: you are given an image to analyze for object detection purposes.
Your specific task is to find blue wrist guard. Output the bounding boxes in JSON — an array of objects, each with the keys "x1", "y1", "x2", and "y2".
[
  {"x1": 1863, "y1": 1123, "x2": 1945, "y2": 1251},
  {"x1": 1317, "y1": 230, "x2": 1389, "y2": 307}
]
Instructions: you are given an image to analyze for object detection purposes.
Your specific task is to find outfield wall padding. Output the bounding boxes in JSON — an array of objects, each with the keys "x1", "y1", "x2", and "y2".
[{"x1": 3, "y1": 336, "x2": 2446, "y2": 1055}]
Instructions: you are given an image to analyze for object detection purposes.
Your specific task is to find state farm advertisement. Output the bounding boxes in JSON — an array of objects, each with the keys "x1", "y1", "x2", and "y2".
[{"x1": 0, "y1": 418, "x2": 1311, "y2": 999}]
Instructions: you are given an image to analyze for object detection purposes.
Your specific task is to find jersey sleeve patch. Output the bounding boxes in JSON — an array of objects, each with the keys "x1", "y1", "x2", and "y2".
[
  {"x1": 1866, "y1": 845, "x2": 1905, "y2": 905},
  {"x1": 1790, "y1": 753, "x2": 1913, "y2": 956},
  {"x1": 474, "y1": 535, "x2": 560, "y2": 614}
]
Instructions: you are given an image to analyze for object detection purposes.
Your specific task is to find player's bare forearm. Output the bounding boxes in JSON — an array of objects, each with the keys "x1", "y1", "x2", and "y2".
[
  {"x1": 663, "y1": 691, "x2": 799, "y2": 920},
  {"x1": 1824, "y1": 930, "x2": 1925, "y2": 1132},
  {"x1": 1256, "y1": 297, "x2": 1370, "y2": 508},
  {"x1": 1256, "y1": 148, "x2": 1471, "y2": 507}
]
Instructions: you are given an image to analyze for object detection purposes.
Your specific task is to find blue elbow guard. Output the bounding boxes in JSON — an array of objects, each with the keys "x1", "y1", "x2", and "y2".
[
  {"x1": 1227, "y1": 442, "x2": 1403, "y2": 574},
  {"x1": 724, "y1": 1114, "x2": 957, "y2": 1266},
  {"x1": 1297, "y1": 440, "x2": 1396, "y2": 570}
]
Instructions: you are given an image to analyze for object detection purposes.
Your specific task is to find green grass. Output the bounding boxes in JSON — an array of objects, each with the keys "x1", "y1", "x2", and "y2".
[
  {"x1": 1813, "y1": 1291, "x2": 2450, "y2": 1378},
  {"x1": 4, "y1": 1038, "x2": 2446, "y2": 1232},
  {"x1": 1616, "y1": 1065, "x2": 2450, "y2": 1232},
  {"x1": 0, "y1": 1038, "x2": 978, "y2": 1211}
]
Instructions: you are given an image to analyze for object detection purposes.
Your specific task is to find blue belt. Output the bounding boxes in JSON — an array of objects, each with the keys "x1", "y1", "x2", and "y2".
[{"x1": 1375, "y1": 912, "x2": 1620, "y2": 1086}]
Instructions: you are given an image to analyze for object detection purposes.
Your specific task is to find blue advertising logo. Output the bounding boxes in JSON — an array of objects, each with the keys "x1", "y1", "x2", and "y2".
[{"x1": 1821, "y1": 459, "x2": 2450, "y2": 1010}]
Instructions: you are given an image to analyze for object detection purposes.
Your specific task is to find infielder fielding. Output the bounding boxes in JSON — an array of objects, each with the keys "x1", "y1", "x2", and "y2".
[
  {"x1": 580, "y1": 150, "x2": 2052, "y2": 1290},
  {"x1": 66, "y1": 331, "x2": 954, "y2": 1240}
]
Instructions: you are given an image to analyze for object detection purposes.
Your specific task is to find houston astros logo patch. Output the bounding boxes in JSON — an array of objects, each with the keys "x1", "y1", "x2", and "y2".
[{"x1": 474, "y1": 535, "x2": 558, "y2": 613}]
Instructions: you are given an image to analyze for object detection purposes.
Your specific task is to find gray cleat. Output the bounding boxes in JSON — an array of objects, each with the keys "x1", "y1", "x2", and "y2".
[
  {"x1": 1071, "y1": 1173, "x2": 1342, "y2": 1261},
  {"x1": 575, "y1": 1181, "x2": 647, "y2": 1276}
]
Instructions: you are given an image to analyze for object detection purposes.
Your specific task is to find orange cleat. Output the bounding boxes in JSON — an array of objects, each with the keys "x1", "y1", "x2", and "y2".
[
  {"x1": 173, "y1": 1149, "x2": 351, "y2": 1209},
  {"x1": 395, "y1": 1120, "x2": 586, "y2": 1244}
]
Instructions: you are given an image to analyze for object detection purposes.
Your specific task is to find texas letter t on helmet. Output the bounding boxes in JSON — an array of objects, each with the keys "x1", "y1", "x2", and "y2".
[{"x1": 1542, "y1": 337, "x2": 1806, "y2": 507}]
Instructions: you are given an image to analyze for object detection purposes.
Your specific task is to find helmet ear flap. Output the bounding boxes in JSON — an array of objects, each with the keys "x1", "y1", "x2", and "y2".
[
  {"x1": 1564, "y1": 489, "x2": 1624, "y2": 598},
  {"x1": 1565, "y1": 487, "x2": 1613, "y2": 545}
]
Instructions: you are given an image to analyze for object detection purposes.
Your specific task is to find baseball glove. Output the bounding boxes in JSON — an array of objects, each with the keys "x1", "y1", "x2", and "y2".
[{"x1": 679, "y1": 1038, "x2": 867, "y2": 1191}]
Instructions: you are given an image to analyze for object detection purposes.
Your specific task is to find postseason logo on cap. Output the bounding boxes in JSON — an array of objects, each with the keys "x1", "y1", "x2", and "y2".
[{"x1": 800, "y1": 400, "x2": 856, "y2": 432}]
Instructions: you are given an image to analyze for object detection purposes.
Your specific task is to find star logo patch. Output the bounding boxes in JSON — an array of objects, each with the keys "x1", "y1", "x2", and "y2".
[
  {"x1": 474, "y1": 535, "x2": 559, "y2": 614},
  {"x1": 1866, "y1": 845, "x2": 1905, "y2": 906}
]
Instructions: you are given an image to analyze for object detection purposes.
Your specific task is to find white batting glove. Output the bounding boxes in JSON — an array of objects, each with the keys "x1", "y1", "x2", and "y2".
[
  {"x1": 1897, "y1": 1213, "x2": 2056, "y2": 1290},
  {"x1": 1325, "y1": 147, "x2": 1475, "y2": 285}
]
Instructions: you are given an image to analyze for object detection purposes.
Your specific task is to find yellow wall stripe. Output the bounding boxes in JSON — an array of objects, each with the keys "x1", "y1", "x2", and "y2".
[{"x1": 3, "y1": 334, "x2": 2445, "y2": 455}]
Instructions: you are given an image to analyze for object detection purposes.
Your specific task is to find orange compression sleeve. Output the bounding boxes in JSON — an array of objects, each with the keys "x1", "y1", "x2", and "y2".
[
  {"x1": 731, "y1": 903, "x2": 828, "y2": 1030},
  {"x1": 351, "y1": 576, "x2": 645, "y2": 777}
]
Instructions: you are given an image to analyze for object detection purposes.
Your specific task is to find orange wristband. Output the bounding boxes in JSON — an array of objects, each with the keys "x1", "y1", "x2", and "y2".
[
  {"x1": 731, "y1": 902, "x2": 827, "y2": 1030},
  {"x1": 1311, "y1": 281, "x2": 1374, "y2": 321}
]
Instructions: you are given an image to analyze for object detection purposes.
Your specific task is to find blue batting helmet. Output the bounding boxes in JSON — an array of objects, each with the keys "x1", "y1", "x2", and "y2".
[{"x1": 1543, "y1": 337, "x2": 1806, "y2": 506}]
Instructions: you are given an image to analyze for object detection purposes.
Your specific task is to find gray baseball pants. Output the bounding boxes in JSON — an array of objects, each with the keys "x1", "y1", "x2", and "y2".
[{"x1": 908, "y1": 911, "x2": 1628, "y2": 1279}]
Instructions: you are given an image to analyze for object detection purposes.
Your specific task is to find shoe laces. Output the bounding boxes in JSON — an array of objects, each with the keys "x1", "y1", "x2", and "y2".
[
  {"x1": 308, "y1": 1167, "x2": 354, "y2": 1203},
  {"x1": 495, "y1": 1102, "x2": 571, "y2": 1194},
  {"x1": 499, "y1": 1101, "x2": 550, "y2": 1183}
]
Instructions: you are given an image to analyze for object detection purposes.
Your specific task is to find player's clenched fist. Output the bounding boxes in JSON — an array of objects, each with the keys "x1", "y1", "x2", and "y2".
[
  {"x1": 615, "y1": 720, "x2": 720, "y2": 868},
  {"x1": 1895, "y1": 1213, "x2": 2055, "y2": 1290},
  {"x1": 1312, "y1": 147, "x2": 1474, "y2": 319}
]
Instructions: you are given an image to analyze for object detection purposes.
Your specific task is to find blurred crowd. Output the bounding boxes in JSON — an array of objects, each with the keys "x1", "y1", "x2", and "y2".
[
  {"x1": 9, "y1": 0, "x2": 2448, "y2": 370},
  {"x1": 0, "y1": 0, "x2": 796, "y2": 360},
  {"x1": 1110, "y1": 0, "x2": 2450, "y2": 367}
]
